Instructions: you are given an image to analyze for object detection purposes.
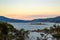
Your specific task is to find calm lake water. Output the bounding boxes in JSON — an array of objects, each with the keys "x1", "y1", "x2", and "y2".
[
  {"x1": 9, "y1": 22, "x2": 60, "y2": 30},
  {"x1": 9, "y1": 22, "x2": 60, "y2": 40}
]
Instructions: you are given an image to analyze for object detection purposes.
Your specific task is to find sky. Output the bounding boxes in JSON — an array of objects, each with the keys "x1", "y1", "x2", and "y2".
[{"x1": 0, "y1": 0, "x2": 60, "y2": 20}]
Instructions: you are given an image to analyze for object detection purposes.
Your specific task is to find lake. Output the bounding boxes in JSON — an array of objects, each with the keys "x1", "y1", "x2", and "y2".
[
  {"x1": 9, "y1": 22, "x2": 60, "y2": 40},
  {"x1": 9, "y1": 22, "x2": 60, "y2": 30}
]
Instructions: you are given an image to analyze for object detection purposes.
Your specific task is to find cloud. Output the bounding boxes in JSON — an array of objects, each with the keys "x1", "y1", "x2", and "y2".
[{"x1": 28, "y1": 15, "x2": 59, "y2": 19}]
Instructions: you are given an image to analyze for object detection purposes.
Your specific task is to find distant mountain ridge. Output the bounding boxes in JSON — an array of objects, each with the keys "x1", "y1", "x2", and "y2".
[
  {"x1": 0, "y1": 16, "x2": 60, "y2": 23},
  {"x1": 32, "y1": 16, "x2": 60, "y2": 23},
  {"x1": 0, "y1": 16, "x2": 30, "y2": 22}
]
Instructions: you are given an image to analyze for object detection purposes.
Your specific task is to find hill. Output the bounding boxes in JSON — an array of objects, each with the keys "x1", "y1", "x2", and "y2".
[
  {"x1": 0, "y1": 16, "x2": 30, "y2": 22},
  {"x1": 32, "y1": 16, "x2": 60, "y2": 23},
  {"x1": 0, "y1": 16, "x2": 60, "y2": 23}
]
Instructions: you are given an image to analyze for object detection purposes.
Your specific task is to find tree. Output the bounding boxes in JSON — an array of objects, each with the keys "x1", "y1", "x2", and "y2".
[
  {"x1": 0, "y1": 22, "x2": 14, "y2": 40},
  {"x1": 43, "y1": 28, "x2": 49, "y2": 34},
  {"x1": 50, "y1": 25, "x2": 60, "y2": 40}
]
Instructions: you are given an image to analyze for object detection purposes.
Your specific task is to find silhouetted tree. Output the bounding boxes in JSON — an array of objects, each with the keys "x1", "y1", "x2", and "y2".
[
  {"x1": 0, "y1": 22, "x2": 14, "y2": 40},
  {"x1": 50, "y1": 25, "x2": 60, "y2": 40}
]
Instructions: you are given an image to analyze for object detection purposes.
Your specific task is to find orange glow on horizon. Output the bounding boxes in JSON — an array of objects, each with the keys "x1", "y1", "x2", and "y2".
[{"x1": 0, "y1": 0, "x2": 60, "y2": 20}]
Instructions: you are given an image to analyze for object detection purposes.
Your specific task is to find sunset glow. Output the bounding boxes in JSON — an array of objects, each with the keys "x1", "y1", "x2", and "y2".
[{"x1": 0, "y1": 0, "x2": 60, "y2": 20}]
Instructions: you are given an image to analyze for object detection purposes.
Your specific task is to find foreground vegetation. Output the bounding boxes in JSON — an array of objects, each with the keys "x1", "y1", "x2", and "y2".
[
  {"x1": 42, "y1": 24, "x2": 60, "y2": 40},
  {"x1": 0, "y1": 21, "x2": 60, "y2": 40},
  {"x1": 0, "y1": 22, "x2": 29, "y2": 40}
]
